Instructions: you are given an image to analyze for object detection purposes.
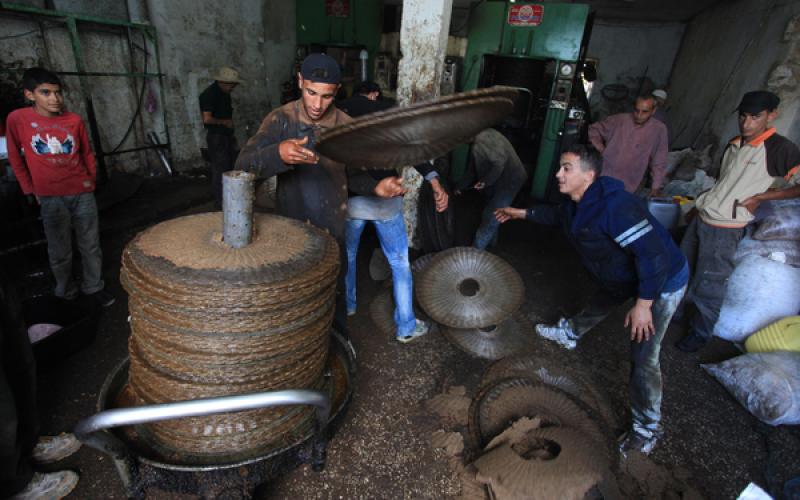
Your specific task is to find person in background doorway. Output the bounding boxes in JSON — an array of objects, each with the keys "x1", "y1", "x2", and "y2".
[
  {"x1": 455, "y1": 128, "x2": 527, "y2": 250},
  {"x1": 5, "y1": 67, "x2": 114, "y2": 307},
  {"x1": 199, "y1": 66, "x2": 243, "y2": 208},
  {"x1": 337, "y1": 81, "x2": 393, "y2": 118},
  {"x1": 589, "y1": 94, "x2": 669, "y2": 196}
]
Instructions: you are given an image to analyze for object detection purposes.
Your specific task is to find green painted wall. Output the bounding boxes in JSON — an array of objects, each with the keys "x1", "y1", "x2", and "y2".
[{"x1": 296, "y1": 0, "x2": 383, "y2": 80}]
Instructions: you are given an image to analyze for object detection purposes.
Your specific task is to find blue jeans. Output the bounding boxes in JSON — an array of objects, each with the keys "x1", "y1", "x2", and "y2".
[
  {"x1": 39, "y1": 193, "x2": 104, "y2": 297},
  {"x1": 474, "y1": 187, "x2": 519, "y2": 250},
  {"x1": 568, "y1": 285, "x2": 687, "y2": 439},
  {"x1": 345, "y1": 213, "x2": 416, "y2": 336}
]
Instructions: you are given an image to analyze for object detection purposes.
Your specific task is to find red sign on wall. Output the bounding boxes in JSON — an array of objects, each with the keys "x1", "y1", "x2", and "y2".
[
  {"x1": 326, "y1": 0, "x2": 349, "y2": 18},
  {"x1": 508, "y1": 4, "x2": 544, "y2": 26}
]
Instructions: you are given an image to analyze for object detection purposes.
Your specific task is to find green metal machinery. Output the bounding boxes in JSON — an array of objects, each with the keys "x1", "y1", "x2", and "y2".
[
  {"x1": 456, "y1": 2, "x2": 591, "y2": 199},
  {"x1": 295, "y1": 0, "x2": 383, "y2": 90}
]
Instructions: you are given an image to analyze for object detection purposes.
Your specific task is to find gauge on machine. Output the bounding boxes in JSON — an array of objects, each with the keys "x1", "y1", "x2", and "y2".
[{"x1": 559, "y1": 63, "x2": 575, "y2": 78}]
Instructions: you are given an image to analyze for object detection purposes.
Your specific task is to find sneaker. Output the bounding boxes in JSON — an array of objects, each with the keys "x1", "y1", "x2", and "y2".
[
  {"x1": 535, "y1": 318, "x2": 577, "y2": 350},
  {"x1": 347, "y1": 308, "x2": 356, "y2": 317},
  {"x1": 11, "y1": 471, "x2": 79, "y2": 499},
  {"x1": 32, "y1": 433, "x2": 82, "y2": 464},
  {"x1": 618, "y1": 430, "x2": 659, "y2": 457},
  {"x1": 87, "y1": 289, "x2": 115, "y2": 307},
  {"x1": 675, "y1": 331, "x2": 707, "y2": 352},
  {"x1": 397, "y1": 319, "x2": 430, "y2": 344}
]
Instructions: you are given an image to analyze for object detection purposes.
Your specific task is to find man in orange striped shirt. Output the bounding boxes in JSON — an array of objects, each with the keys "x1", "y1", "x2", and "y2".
[{"x1": 676, "y1": 90, "x2": 800, "y2": 352}]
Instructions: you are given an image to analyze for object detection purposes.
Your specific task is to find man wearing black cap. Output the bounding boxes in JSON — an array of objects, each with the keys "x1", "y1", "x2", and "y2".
[
  {"x1": 235, "y1": 53, "x2": 353, "y2": 340},
  {"x1": 676, "y1": 90, "x2": 800, "y2": 352}
]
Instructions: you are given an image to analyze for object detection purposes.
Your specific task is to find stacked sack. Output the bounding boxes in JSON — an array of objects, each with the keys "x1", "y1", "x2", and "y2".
[{"x1": 704, "y1": 200, "x2": 800, "y2": 426}]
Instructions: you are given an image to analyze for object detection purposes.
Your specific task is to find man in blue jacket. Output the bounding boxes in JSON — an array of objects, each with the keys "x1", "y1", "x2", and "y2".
[{"x1": 495, "y1": 144, "x2": 688, "y2": 456}]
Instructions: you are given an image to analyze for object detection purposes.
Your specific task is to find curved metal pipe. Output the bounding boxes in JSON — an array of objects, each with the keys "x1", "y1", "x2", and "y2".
[
  {"x1": 75, "y1": 389, "x2": 331, "y2": 445},
  {"x1": 74, "y1": 389, "x2": 331, "y2": 492}
]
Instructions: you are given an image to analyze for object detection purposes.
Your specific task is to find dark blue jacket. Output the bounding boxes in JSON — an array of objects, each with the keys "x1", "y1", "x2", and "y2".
[{"x1": 526, "y1": 176, "x2": 686, "y2": 300}]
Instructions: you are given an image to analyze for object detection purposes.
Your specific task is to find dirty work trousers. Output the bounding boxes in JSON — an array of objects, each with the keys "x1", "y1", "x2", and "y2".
[
  {"x1": 0, "y1": 274, "x2": 38, "y2": 497},
  {"x1": 473, "y1": 185, "x2": 521, "y2": 250},
  {"x1": 679, "y1": 218, "x2": 744, "y2": 341},
  {"x1": 208, "y1": 132, "x2": 237, "y2": 208},
  {"x1": 40, "y1": 192, "x2": 104, "y2": 298},
  {"x1": 566, "y1": 285, "x2": 687, "y2": 439}
]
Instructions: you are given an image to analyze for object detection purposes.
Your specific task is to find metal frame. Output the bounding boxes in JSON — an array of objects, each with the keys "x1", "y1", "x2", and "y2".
[{"x1": 0, "y1": 2, "x2": 172, "y2": 180}]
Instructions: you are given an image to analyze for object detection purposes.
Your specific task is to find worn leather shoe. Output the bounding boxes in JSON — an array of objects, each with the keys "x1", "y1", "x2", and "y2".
[
  {"x1": 32, "y1": 433, "x2": 82, "y2": 464},
  {"x1": 10, "y1": 471, "x2": 79, "y2": 499},
  {"x1": 676, "y1": 331, "x2": 708, "y2": 352}
]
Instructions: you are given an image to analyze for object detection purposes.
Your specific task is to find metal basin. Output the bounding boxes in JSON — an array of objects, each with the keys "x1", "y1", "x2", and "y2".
[{"x1": 74, "y1": 330, "x2": 354, "y2": 499}]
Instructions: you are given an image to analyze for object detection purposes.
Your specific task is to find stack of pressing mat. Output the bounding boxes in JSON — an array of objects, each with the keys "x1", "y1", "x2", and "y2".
[
  {"x1": 121, "y1": 212, "x2": 339, "y2": 462},
  {"x1": 414, "y1": 247, "x2": 533, "y2": 360}
]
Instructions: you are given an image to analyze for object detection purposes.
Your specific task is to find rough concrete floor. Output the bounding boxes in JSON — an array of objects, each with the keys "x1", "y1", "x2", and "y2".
[{"x1": 18, "y1": 179, "x2": 800, "y2": 499}]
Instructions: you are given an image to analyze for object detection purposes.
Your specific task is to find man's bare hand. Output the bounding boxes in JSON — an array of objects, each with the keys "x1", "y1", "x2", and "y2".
[
  {"x1": 494, "y1": 207, "x2": 525, "y2": 223},
  {"x1": 223, "y1": 118, "x2": 234, "y2": 128},
  {"x1": 739, "y1": 195, "x2": 761, "y2": 215},
  {"x1": 279, "y1": 136, "x2": 318, "y2": 165},
  {"x1": 375, "y1": 176, "x2": 406, "y2": 198},
  {"x1": 625, "y1": 299, "x2": 654, "y2": 343},
  {"x1": 430, "y1": 178, "x2": 449, "y2": 212}
]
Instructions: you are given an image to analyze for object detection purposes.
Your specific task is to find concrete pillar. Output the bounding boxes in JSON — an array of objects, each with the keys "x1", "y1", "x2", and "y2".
[
  {"x1": 396, "y1": 0, "x2": 454, "y2": 106},
  {"x1": 397, "y1": 0, "x2": 453, "y2": 247}
]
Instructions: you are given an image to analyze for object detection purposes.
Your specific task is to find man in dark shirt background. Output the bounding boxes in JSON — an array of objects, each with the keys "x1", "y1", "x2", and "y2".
[
  {"x1": 336, "y1": 81, "x2": 393, "y2": 118},
  {"x1": 199, "y1": 66, "x2": 243, "y2": 208}
]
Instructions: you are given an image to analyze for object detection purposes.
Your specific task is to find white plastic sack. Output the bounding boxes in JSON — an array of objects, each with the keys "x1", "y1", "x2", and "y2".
[
  {"x1": 752, "y1": 199, "x2": 800, "y2": 241},
  {"x1": 702, "y1": 351, "x2": 800, "y2": 426},
  {"x1": 735, "y1": 232, "x2": 800, "y2": 268},
  {"x1": 714, "y1": 254, "x2": 800, "y2": 342}
]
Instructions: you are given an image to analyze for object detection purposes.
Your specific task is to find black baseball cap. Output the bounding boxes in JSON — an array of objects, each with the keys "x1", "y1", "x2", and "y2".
[
  {"x1": 737, "y1": 91, "x2": 780, "y2": 114},
  {"x1": 300, "y1": 53, "x2": 341, "y2": 84}
]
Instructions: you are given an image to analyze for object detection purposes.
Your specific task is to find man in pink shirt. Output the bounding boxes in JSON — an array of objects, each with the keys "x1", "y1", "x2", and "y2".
[{"x1": 589, "y1": 95, "x2": 669, "y2": 195}]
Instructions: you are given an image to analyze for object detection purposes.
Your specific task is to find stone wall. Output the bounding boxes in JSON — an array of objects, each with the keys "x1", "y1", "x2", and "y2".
[{"x1": 0, "y1": 0, "x2": 296, "y2": 174}]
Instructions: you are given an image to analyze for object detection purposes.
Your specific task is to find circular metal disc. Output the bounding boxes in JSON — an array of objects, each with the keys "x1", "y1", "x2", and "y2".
[
  {"x1": 415, "y1": 247, "x2": 524, "y2": 329},
  {"x1": 441, "y1": 313, "x2": 534, "y2": 360},
  {"x1": 411, "y1": 252, "x2": 438, "y2": 277},
  {"x1": 469, "y1": 378, "x2": 608, "y2": 453},
  {"x1": 480, "y1": 355, "x2": 618, "y2": 432},
  {"x1": 473, "y1": 427, "x2": 607, "y2": 500},
  {"x1": 317, "y1": 91, "x2": 516, "y2": 168}
]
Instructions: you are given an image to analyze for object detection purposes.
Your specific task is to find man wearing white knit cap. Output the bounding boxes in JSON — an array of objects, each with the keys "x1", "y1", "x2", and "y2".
[{"x1": 652, "y1": 89, "x2": 670, "y2": 139}]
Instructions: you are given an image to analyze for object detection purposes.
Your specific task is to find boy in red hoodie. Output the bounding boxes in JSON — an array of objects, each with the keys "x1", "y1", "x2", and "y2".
[{"x1": 6, "y1": 68, "x2": 113, "y2": 306}]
